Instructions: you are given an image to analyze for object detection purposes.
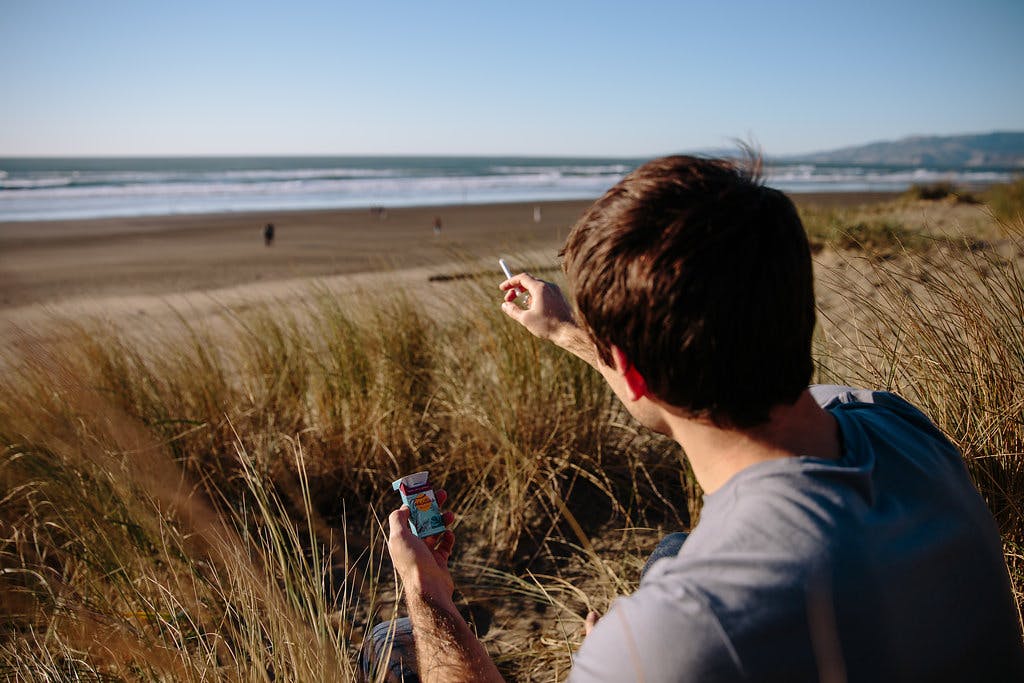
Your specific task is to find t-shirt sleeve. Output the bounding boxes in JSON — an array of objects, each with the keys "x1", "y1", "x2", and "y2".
[
  {"x1": 810, "y1": 384, "x2": 885, "y2": 409},
  {"x1": 810, "y1": 385, "x2": 964, "y2": 466},
  {"x1": 810, "y1": 384, "x2": 935, "y2": 425},
  {"x1": 568, "y1": 586, "x2": 743, "y2": 682},
  {"x1": 811, "y1": 385, "x2": 954, "y2": 448}
]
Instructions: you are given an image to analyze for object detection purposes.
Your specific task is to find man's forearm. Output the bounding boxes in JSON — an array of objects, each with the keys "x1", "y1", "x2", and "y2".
[
  {"x1": 405, "y1": 588, "x2": 504, "y2": 683},
  {"x1": 553, "y1": 323, "x2": 600, "y2": 369},
  {"x1": 552, "y1": 324, "x2": 641, "y2": 404}
]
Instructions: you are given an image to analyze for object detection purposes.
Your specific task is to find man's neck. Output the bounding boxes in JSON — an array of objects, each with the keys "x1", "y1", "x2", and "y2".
[{"x1": 665, "y1": 390, "x2": 841, "y2": 494}]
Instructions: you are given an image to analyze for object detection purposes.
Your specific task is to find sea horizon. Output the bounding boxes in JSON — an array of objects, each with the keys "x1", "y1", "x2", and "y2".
[{"x1": 1, "y1": 154, "x2": 1017, "y2": 222}]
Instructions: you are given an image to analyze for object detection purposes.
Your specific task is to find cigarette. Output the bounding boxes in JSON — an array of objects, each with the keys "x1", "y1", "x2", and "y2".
[
  {"x1": 499, "y1": 258, "x2": 513, "y2": 280},
  {"x1": 499, "y1": 258, "x2": 528, "y2": 300}
]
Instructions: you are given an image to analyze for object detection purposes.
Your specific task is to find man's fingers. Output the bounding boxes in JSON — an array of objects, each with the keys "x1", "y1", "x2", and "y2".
[
  {"x1": 501, "y1": 300, "x2": 526, "y2": 321},
  {"x1": 434, "y1": 529, "x2": 455, "y2": 559},
  {"x1": 431, "y1": 489, "x2": 454, "y2": 525},
  {"x1": 516, "y1": 274, "x2": 544, "y2": 299},
  {"x1": 421, "y1": 529, "x2": 455, "y2": 565},
  {"x1": 584, "y1": 610, "x2": 600, "y2": 636},
  {"x1": 388, "y1": 506, "x2": 412, "y2": 540},
  {"x1": 390, "y1": 502, "x2": 452, "y2": 541},
  {"x1": 498, "y1": 273, "x2": 522, "y2": 291},
  {"x1": 500, "y1": 272, "x2": 541, "y2": 294}
]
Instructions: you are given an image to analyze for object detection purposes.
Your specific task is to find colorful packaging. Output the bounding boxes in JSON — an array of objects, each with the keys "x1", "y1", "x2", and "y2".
[{"x1": 391, "y1": 471, "x2": 446, "y2": 538}]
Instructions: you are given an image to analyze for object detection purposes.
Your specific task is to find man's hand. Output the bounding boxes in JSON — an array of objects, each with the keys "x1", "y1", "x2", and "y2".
[
  {"x1": 499, "y1": 273, "x2": 576, "y2": 342},
  {"x1": 386, "y1": 489, "x2": 505, "y2": 683},
  {"x1": 500, "y1": 272, "x2": 600, "y2": 368},
  {"x1": 387, "y1": 489, "x2": 456, "y2": 602}
]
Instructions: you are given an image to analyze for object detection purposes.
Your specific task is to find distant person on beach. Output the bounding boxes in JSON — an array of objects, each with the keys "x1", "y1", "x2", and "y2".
[
  {"x1": 263, "y1": 222, "x2": 275, "y2": 247},
  {"x1": 374, "y1": 156, "x2": 1024, "y2": 682},
  {"x1": 432, "y1": 216, "x2": 442, "y2": 236}
]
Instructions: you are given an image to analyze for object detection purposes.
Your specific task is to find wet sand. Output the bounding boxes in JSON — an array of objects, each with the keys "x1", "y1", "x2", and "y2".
[
  {"x1": 0, "y1": 192, "x2": 912, "y2": 352},
  {"x1": 0, "y1": 201, "x2": 594, "y2": 310},
  {"x1": 0, "y1": 193, "x2": 898, "y2": 313}
]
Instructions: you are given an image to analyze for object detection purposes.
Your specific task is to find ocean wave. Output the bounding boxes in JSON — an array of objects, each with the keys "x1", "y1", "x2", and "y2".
[
  {"x1": 0, "y1": 172, "x2": 626, "y2": 201},
  {"x1": 766, "y1": 166, "x2": 1013, "y2": 185},
  {"x1": 0, "y1": 167, "x2": 407, "y2": 190},
  {"x1": 6, "y1": 166, "x2": 1007, "y2": 203},
  {"x1": 201, "y1": 168, "x2": 404, "y2": 182},
  {"x1": 0, "y1": 170, "x2": 629, "y2": 220},
  {"x1": 1, "y1": 157, "x2": 1016, "y2": 222},
  {"x1": 0, "y1": 175, "x2": 80, "y2": 189},
  {"x1": 490, "y1": 164, "x2": 633, "y2": 176}
]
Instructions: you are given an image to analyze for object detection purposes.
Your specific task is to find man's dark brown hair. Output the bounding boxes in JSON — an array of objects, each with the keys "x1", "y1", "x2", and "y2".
[{"x1": 561, "y1": 155, "x2": 815, "y2": 428}]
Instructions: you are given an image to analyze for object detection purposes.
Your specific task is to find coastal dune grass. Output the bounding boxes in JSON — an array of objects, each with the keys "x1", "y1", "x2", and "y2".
[
  {"x1": 3, "y1": 216, "x2": 1024, "y2": 679},
  {"x1": 816, "y1": 221, "x2": 1024, "y2": 614},
  {"x1": 1, "y1": 282, "x2": 680, "y2": 681}
]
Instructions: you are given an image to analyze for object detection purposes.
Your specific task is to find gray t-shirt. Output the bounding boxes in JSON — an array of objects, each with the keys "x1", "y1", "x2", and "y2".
[{"x1": 570, "y1": 386, "x2": 1024, "y2": 682}]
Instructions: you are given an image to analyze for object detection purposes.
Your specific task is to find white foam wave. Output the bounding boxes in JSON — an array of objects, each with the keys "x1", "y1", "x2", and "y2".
[
  {"x1": 0, "y1": 167, "x2": 405, "y2": 190},
  {"x1": 0, "y1": 176, "x2": 76, "y2": 189},
  {"x1": 206, "y1": 168, "x2": 403, "y2": 181},
  {"x1": 0, "y1": 171, "x2": 625, "y2": 201},
  {"x1": 490, "y1": 164, "x2": 632, "y2": 175},
  {"x1": 0, "y1": 170, "x2": 628, "y2": 221},
  {"x1": 766, "y1": 166, "x2": 1013, "y2": 186},
  {"x1": 1, "y1": 160, "x2": 1015, "y2": 222}
]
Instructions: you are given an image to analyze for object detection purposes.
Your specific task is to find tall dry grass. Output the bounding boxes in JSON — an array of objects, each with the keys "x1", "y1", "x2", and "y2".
[
  {"x1": 3, "y1": 211, "x2": 1023, "y2": 679},
  {"x1": 815, "y1": 215, "x2": 1024, "y2": 624},
  {"x1": 1, "y1": 280, "x2": 683, "y2": 681}
]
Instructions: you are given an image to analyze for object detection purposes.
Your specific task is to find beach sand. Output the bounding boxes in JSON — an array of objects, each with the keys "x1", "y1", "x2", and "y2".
[
  {"x1": 0, "y1": 193, "x2": 903, "y2": 341},
  {"x1": 0, "y1": 201, "x2": 596, "y2": 308}
]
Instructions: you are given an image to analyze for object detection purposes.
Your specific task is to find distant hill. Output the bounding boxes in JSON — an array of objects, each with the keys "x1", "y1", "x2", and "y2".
[{"x1": 789, "y1": 132, "x2": 1024, "y2": 168}]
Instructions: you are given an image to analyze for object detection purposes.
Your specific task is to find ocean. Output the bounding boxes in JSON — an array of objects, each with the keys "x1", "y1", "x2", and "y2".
[{"x1": 0, "y1": 156, "x2": 1016, "y2": 222}]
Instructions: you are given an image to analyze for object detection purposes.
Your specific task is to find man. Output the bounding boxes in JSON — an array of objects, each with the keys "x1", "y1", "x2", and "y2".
[{"x1": 382, "y1": 156, "x2": 1024, "y2": 681}]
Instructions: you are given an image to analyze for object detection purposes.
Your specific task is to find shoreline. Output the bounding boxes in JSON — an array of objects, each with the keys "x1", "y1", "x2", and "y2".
[
  {"x1": 0, "y1": 193, "x2": 900, "y2": 315},
  {"x1": 0, "y1": 191, "x2": 899, "y2": 239}
]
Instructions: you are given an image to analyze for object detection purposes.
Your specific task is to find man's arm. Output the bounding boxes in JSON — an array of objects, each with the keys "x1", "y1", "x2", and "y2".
[
  {"x1": 387, "y1": 505, "x2": 504, "y2": 683},
  {"x1": 500, "y1": 273, "x2": 648, "y2": 407},
  {"x1": 402, "y1": 582, "x2": 503, "y2": 683},
  {"x1": 499, "y1": 273, "x2": 599, "y2": 368}
]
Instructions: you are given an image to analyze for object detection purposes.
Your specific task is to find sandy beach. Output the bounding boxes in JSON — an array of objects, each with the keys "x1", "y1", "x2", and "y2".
[
  {"x1": 0, "y1": 192, "x2": 922, "y2": 351},
  {"x1": 0, "y1": 200, "x2": 598, "y2": 309},
  {"x1": 0, "y1": 193, "x2": 902, "y2": 311}
]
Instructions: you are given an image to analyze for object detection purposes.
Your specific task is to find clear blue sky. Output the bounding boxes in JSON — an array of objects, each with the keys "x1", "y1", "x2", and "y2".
[{"x1": 2, "y1": 0, "x2": 1022, "y2": 157}]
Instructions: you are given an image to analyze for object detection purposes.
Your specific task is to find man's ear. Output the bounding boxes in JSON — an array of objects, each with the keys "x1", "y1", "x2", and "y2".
[{"x1": 610, "y1": 346, "x2": 649, "y2": 402}]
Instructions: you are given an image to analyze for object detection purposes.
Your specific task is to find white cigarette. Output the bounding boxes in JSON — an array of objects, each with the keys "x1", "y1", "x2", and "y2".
[
  {"x1": 499, "y1": 258, "x2": 513, "y2": 280},
  {"x1": 499, "y1": 258, "x2": 528, "y2": 301}
]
